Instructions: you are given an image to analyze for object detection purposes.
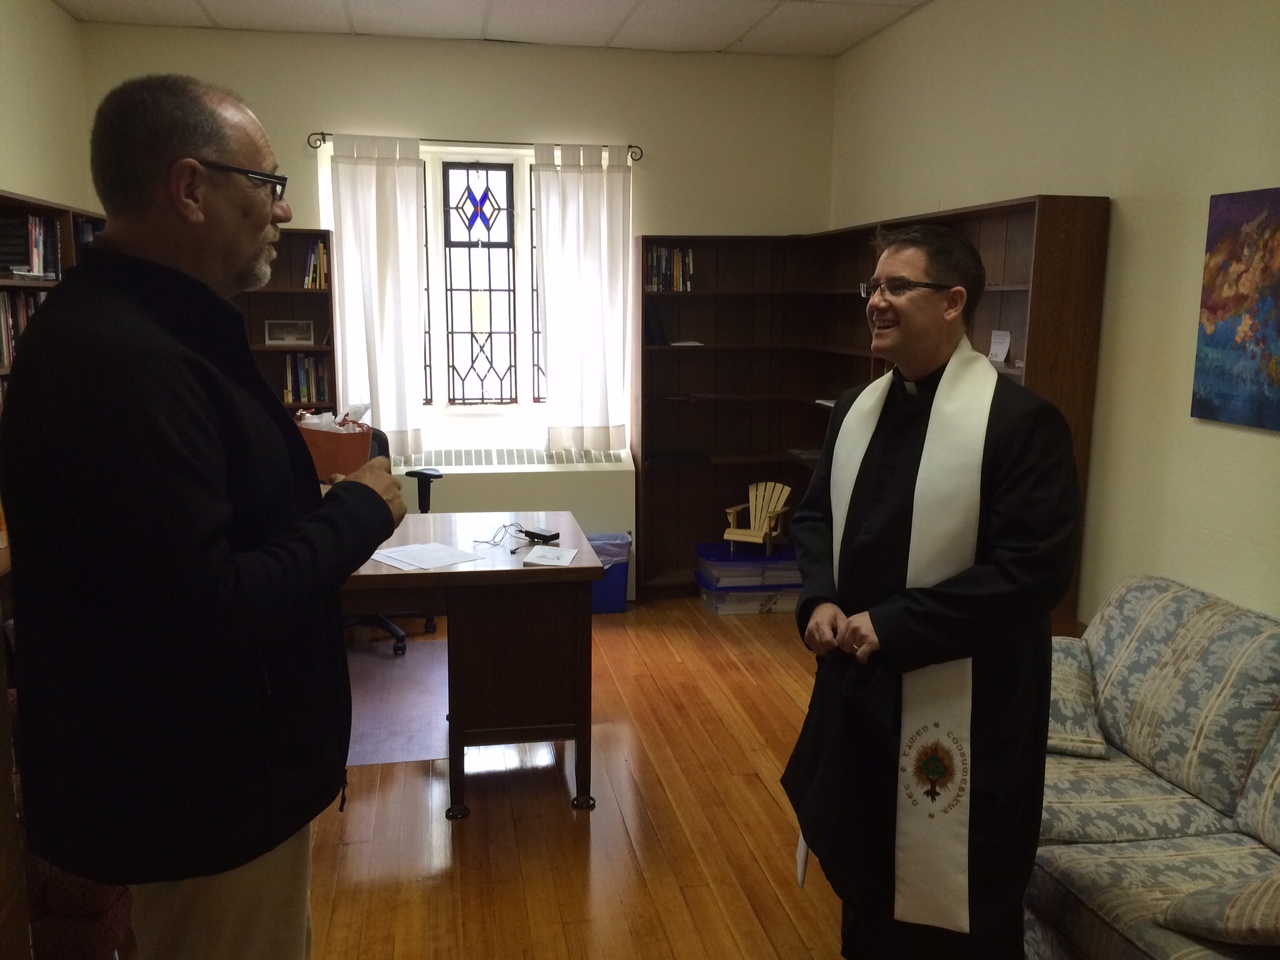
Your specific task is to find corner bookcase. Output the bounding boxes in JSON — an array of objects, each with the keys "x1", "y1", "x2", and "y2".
[
  {"x1": 636, "y1": 195, "x2": 1111, "y2": 626},
  {"x1": 233, "y1": 228, "x2": 337, "y2": 413}
]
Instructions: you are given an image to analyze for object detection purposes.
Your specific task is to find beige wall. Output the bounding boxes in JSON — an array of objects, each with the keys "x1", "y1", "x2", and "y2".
[
  {"x1": 1, "y1": 0, "x2": 92, "y2": 209},
  {"x1": 2, "y1": 14, "x2": 834, "y2": 584},
  {"x1": 6, "y1": 1, "x2": 1278, "y2": 620},
  {"x1": 831, "y1": 0, "x2": 1280, "y2": 620},
  {"x1": 76, "y1": 25, "x2": 835, "y2": 238}
]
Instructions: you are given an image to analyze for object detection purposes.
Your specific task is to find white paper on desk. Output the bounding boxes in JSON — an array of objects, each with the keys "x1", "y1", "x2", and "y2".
[
  {"x1": 372, "y1": 542, "x2": 481, "y2": 570},
  {"x1": 523, "y1": 545, "x2": 578, "y2": 566},
  {"x1": 988, "y1": 330, "x2": 1011, "y2": 363}
]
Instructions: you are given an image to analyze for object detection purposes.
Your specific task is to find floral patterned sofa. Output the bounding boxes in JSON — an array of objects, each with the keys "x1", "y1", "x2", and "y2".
[{"x1": 1025, "y1": 575, "x2": 1280, "y2": 960}]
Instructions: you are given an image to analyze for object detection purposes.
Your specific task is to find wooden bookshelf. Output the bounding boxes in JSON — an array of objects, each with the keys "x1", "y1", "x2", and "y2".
[
  {"x1": 234, "y1": 229, "x2": 337, "y2": 412},
  {"x1": 0, "y1": 190, "x2": 104, "y2": 386},
  {"x1": 635, "y1": 195, "x2": 1111, "y2": 625}
]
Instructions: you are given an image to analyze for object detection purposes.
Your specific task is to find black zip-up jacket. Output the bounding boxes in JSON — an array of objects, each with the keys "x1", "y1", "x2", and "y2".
[{"x1": 0, "y1": 244, "x2": 394, "y2": 884}]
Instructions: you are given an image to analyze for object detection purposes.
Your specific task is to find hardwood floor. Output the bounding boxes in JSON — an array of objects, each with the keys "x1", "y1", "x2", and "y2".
[{"x1": 312, "y1": 598, "x2": 843, "y2": 959}]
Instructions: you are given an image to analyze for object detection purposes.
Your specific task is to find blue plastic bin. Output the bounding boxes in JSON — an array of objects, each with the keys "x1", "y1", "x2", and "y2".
[{"x1": 587, "y1": 533, "x2": 631, "y2": 613}]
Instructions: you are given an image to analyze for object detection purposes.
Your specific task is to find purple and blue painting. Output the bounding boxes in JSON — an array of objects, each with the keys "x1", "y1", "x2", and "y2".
[{"x1": 1193, "y1": 187, "x2": 1280, "y2": 432}]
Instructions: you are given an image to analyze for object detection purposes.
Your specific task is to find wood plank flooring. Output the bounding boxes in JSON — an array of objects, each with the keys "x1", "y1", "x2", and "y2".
[{"x1": 313, "y1": 598, "x2": 842, "y2": 959}]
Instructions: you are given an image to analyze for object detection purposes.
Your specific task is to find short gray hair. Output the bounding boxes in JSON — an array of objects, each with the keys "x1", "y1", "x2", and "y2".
[{"x1": 90, "y1": 74, "x2": 243, "y2": 219}]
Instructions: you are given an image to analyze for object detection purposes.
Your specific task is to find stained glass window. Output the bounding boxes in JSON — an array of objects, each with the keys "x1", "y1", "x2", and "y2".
[{"x1": 442, "y1": 163, "x2": 516, "y2": 404}]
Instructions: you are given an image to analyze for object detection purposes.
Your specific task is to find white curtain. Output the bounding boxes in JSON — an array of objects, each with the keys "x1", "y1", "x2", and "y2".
[
  {"x1": 532, "y1": 144, "x2": 631, "y2": 453},
  {"x1": 330, "y1": 135, "x2": 426, "y2": 457}
]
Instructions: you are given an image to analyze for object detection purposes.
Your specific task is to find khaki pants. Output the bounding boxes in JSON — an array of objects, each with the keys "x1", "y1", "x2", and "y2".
[{"x1": 130, "y1": 824, "x2": 312, "y2": 960}]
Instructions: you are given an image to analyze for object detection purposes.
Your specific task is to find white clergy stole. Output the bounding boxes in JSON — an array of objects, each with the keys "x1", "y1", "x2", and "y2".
[{"x1": 829, "y1": 336, "x2": 997, "y2": 933}]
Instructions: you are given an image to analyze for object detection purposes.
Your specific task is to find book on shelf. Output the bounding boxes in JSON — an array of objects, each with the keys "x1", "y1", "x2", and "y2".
[
  {"x1": 0, "y1": 214, "x2": 61, "y2": 279},
  {"x1": 303, "y1": 240, "x2": 329, "y2": 290},
  {"x1": 297, "y1": 355, "x2": 310, "y2": 404},
  {"x1": 643, "y1": 303, "x2": 667, "y2": 345},
  {"x1": 0, "y1": 290, "x2": 48, "y2": 366},
  {"x1": 74, "y1": 217, "x2": 102, "y2": 247},
  {"x1": 645, "y1": 245, "x2": 694, "y2": 292}
]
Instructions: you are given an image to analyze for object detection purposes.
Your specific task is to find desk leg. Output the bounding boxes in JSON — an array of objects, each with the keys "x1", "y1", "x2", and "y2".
[
  {"x1": 444, "y1": 632, "x2": 469, "y2": 820},
  {"x1": 571, "y1": 587, "x2": 595, "y2": 811},
  {"x1": 571, "y1": 753, "x2": 595, "y2": 810}
]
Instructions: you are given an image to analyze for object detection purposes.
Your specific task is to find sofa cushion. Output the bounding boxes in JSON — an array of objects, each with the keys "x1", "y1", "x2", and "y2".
[
  {"x1": 1158, "y1": 873, "x2": 1280, "y2": 946},
  {"x1": 1041, "y1": 751, "x2": 1234, "y2": 843},
  {"x1": 1027, "y1": 834, "x2": 1280, "y2": 960},
  {"x1": 1084, "y1": 575, "x2": 1280, "y2": 815},
  {"x1": 1235, "y1": 726, "x2": 1280, "y2": 853},
  {"x1": 1048, "y1": 635, "x2": 1107, "y2": 758},
  {"x1": 1024, "y1": 908, "x2": 1090, "y2": 960}
]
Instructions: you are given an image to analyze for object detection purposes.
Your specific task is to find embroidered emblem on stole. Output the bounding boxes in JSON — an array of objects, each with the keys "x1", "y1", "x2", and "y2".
[{"x1": 827, "y1": 337, "x2": 997, "y2": 932}]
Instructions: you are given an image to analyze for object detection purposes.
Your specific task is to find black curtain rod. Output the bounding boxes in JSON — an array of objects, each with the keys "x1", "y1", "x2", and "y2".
[{"x1": 307, "y1": 131, "x2": 642, "y2": 161}]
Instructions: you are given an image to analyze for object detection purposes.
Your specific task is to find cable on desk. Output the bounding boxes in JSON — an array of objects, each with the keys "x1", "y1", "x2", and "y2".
[{"x1": 473, "y1": 522, "x2": 537, "y2": 550}]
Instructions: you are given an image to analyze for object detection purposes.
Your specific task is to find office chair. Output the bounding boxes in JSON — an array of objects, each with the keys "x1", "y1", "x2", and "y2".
[{"x1": 346, "y1": 429, "x2": 443, "y2": 655}]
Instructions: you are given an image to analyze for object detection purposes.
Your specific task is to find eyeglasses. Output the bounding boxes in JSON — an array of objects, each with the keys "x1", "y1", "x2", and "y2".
[
  {"x1": 198, "y1": 160, "x2": 288, "y2": 202},
  {"x1": 860, "y1": 278, "x2": 951, "y2": 299}
]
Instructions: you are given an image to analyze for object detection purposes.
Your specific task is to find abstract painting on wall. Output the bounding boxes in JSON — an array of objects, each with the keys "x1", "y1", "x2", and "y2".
[{"x1": 1193, "y1": 187, "x2": 1280, "y2": 432}]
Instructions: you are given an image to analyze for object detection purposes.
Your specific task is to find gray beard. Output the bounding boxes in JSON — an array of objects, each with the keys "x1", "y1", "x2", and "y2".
[{"x1": 235, "y1": 251, "x2": 274, "y2": 293}]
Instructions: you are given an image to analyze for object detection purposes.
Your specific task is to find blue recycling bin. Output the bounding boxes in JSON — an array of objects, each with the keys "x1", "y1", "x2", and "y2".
[{"x1": 587, "y1": 533, "x2": 631, "y2": 613}]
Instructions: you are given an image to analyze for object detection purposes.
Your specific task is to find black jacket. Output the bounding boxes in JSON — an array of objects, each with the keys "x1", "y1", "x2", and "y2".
[
  {"x1": 0, "y1": 245, "x2": 394, "y2": 884},
  {"x1": 782, "y1": 367, "x2": 1080, "y2": 946}
]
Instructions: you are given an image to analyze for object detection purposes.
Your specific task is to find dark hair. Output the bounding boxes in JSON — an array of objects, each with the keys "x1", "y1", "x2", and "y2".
[
  {"x1": 875, "y1": 223, "x2": 985, "y2": 324},
  {"x1": 90, "y1": 74, "x2": 242, "y2": 219}
]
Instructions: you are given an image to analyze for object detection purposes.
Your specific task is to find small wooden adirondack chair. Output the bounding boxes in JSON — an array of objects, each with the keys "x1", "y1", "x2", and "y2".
[{"x1": 724, "y1": 481, "x2": 792, "y2": 556}]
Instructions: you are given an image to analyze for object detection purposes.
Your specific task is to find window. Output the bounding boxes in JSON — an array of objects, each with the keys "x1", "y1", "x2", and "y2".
[
  {"x1": 441, "y1": 162, "x2": 517, "y2": 404},
  {"x1": 321, "y1": 138, "x2": 630, "y2": 457},
  {"x1": 420, "y1": 147, "x2": 545, "y2": 449}
]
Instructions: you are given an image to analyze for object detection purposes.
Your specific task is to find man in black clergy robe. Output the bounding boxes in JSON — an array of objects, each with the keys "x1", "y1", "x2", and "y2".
[{"x1": 781, "y1": 224, "x2": 1079, "y2": 960}]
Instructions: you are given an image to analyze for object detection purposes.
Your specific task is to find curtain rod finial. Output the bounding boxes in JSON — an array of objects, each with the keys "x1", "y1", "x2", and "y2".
[
  {"x1": 628, "y1": 145, "x2": 643, "y2": 162},
  {"x1": 307, "y1": 131, "x2": 330, "y2": 149}
]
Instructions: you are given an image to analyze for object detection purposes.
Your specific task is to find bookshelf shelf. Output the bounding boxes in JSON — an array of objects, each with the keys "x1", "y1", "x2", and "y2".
[{"x1": 635, "y1": 195, "x2": 1110, "y2": 624}]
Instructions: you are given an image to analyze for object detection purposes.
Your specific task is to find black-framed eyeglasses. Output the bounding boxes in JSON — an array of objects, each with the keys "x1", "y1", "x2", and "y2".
[
  {"x1": 860, "y1": 278, "x2": 951, "y2": 299},
  {"x1": 197, "y1": 160, "x2": 288, "y2": 202}
]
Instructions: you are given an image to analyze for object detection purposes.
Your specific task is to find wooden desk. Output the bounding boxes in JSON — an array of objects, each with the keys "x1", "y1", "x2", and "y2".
[{"x1": 341, "y1": 511, "x2": 603, "y2": 819}]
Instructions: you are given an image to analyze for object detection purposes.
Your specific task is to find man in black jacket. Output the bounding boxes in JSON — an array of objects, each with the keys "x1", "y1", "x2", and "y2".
[
  {"x1": 0, "y1": 74, "x2": 405, "y2": 959},
  {"x1": 781, "y1": 224, "x2": 1079, "y2": 959}
]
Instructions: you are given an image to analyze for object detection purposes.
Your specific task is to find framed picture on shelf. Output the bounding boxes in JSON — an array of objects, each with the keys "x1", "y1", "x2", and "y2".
[{"x1": 264, "y1": 320, "x2": 314, "y2": 345}]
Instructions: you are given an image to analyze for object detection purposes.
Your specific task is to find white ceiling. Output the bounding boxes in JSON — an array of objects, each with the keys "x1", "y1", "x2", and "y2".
[{"x1": 50, "y1": 0, "x2": 928, "y2": 58}]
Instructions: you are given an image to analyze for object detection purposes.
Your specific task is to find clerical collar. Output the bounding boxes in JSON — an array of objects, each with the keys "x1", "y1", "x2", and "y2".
[{"x1": 892, "y1": 364, "x2": 947, "y2": 397}]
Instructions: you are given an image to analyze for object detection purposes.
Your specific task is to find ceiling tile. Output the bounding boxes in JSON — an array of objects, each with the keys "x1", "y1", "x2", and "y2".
[
  {"x1": 346, "y1": 0, "x2": 487, "y2": 40},
  {"x1": 51, "y1": 0, "x2": 926, "y2": 56},
  {"x1": 200, "y1": 0, "x2": 348, "y2": 33},
  {"x1": 612, "y1": 0, "x2": 779, "y2": 53},
  {"x1": 730, "y1": 1, "x2": 905, "y2": 56},
  {"x1": 53, "y1": 0, "x2": 213, "y2": 28},
  {"x1": 487, "y1": 0, "x2": 637, "y2": 48}
]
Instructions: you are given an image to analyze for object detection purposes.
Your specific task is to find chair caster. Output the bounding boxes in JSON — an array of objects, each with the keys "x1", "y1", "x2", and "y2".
[
  {"x1": 445, "y1": 804, "x2": 470, "y2": 820},
  {"x1": 571, "y1": 795, "x2": 596, "y2": 810},
  {"x1": 393, "y1": 639, "x2": 407, "y2": 656}
]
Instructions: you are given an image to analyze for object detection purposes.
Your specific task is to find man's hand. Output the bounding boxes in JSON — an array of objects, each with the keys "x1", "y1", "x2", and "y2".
[
  {"x1": 337, "y1": 456, "x2": 407, "y2": 527},
  {"x1": 836, "y1": 611, "x2": 880, "y2": 665},
  {"x1": 804, "y1": 602, "x2": 846, "y2": 657}
]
